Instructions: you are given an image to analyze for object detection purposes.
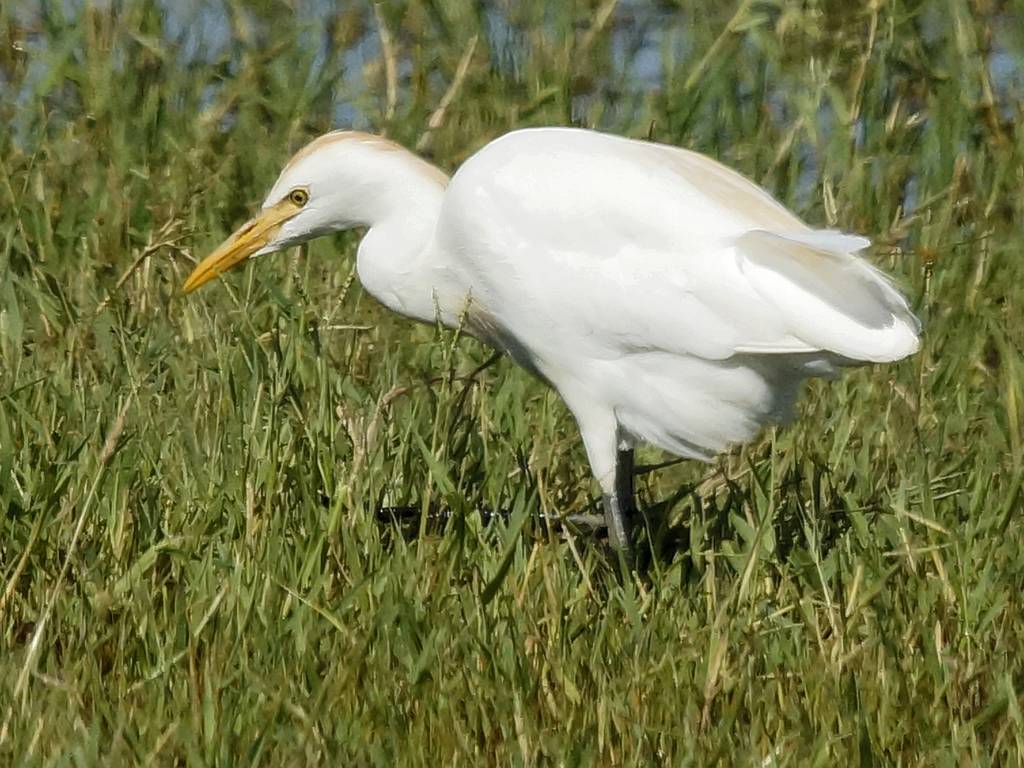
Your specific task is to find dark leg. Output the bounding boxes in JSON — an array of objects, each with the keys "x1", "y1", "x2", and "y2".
[
  {"x1": 603, "y1": 448, "x2": 637, "y2": 562},
  {"x1": 571, "y1": 406, "x2": 638, "y2": 563},
  {"x1": 616, "y1": 448, "x2": 636, "y2": 517}
]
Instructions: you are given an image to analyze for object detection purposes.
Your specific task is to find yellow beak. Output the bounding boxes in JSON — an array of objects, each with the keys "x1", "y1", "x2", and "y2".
[{"x1": 182, "y1": 199, "x2": 300, "y2": 294}]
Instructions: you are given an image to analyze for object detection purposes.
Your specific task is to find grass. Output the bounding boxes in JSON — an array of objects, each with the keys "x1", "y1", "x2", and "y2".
[{"x1": 1, "y1": 0, "x2": 1023, "y2": 764}]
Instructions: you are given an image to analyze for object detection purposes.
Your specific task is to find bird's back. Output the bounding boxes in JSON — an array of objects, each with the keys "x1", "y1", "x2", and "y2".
[{"x1": 442, "y1": 127, "x2": 807, "y2": 251}]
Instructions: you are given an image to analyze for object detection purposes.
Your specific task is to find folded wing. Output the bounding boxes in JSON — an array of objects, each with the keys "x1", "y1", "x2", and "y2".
[{"x1": 733, "y1": 229, "x2": 920, "y2": 362}]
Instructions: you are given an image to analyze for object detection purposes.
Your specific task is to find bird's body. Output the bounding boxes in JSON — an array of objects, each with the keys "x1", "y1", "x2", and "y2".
[{"x1": 184, "y1": 127, "x2": 920, "y2": 559}]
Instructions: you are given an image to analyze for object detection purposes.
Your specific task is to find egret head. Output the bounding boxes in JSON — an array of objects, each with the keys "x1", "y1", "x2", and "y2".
[{"x1": 182, "y1": 131, "x2": 435, "y2": 293}]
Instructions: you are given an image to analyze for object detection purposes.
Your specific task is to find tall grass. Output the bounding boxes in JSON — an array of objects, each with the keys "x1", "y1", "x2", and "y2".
[{"x1": 1, "y1": 0, "x2": 1022, "y2": 764}]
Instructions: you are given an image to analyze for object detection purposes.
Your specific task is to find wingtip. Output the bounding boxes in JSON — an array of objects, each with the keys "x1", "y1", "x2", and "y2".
[{"x1": 875, "y1": 318, "x2": 922, "y2": 362}]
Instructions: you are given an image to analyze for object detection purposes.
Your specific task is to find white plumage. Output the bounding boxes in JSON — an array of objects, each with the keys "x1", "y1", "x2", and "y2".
[{"x1": 184, "y1": 127, "x2": 920, "y2": 558}]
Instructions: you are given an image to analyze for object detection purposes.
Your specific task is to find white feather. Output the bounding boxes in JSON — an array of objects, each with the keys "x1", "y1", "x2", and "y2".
[
  {"x1": 193, "y1": 126, "x2": 921, "y2": 512},
  {"x1": 431, "y1": 129, "x2": 920, "y2": 468}
]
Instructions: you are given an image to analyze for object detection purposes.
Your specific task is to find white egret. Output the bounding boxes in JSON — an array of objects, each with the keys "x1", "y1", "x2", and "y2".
[{"x1": 183, "y1": 127, "x2": 920, "y2": 560}]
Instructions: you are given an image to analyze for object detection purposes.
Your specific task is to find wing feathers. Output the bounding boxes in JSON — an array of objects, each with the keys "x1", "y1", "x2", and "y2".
[
  {"x1": 773, "y1": 229, "x2": 872, "y2": 255},
  {"x1": 735, "y1": 229, "x2": 920, "y2": 362}
]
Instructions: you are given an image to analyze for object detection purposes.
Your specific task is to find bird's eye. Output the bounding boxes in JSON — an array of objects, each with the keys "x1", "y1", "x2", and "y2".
[{"x1": 288, "y1": 188, "x2": 309, "y2": 207}]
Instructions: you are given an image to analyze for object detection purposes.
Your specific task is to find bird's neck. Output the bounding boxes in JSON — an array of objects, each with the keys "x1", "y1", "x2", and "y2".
[{"x1": 353, "y1": 152, "x2": 464, "y2": 326}]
